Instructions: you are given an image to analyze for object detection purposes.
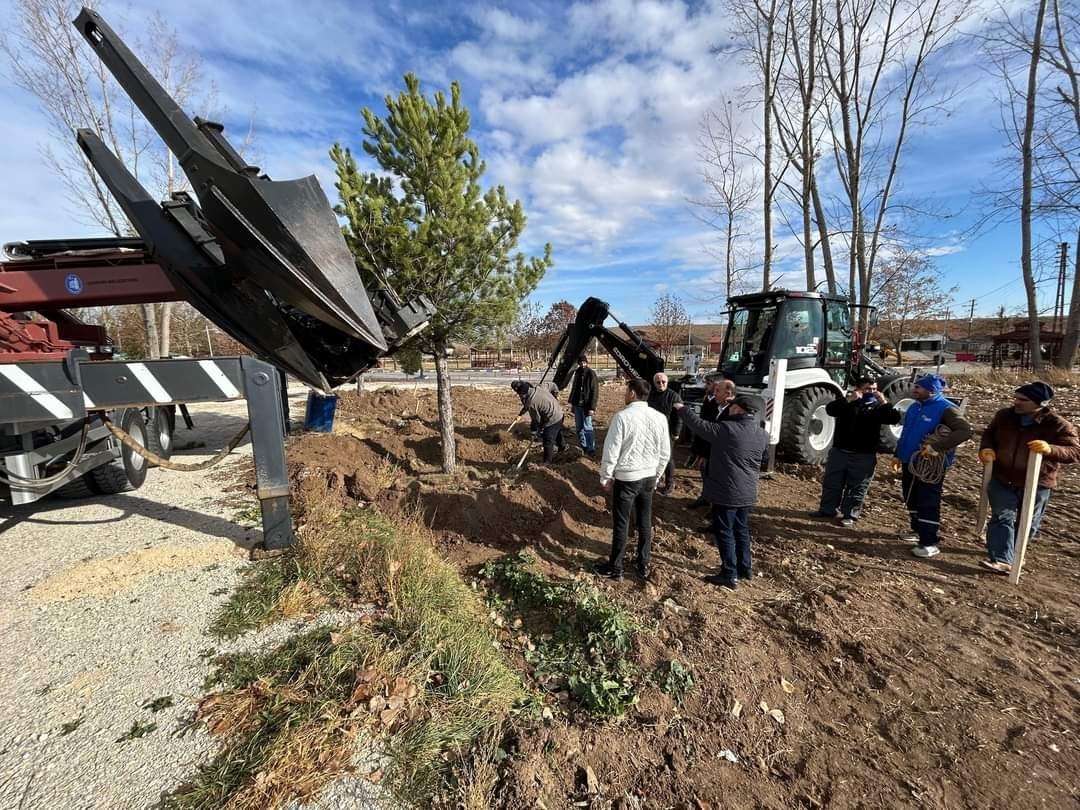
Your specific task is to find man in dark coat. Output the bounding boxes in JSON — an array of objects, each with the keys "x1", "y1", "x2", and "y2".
[
  {"x1": 648, "y1": 372, "x2": 682, "y2": 494},
  {"x1": 675, "y1": 396, "x2": 769, "y2": 590},
  {"x1": 978, "y1": 382, "x2": 1080, "y2": 574},
  {"x1": 815, "y1": 376, "x2": 901, "y2": 526},
  {"x1": 689, "y1": 378, "x2": 735, "y2": 508},
  {"x1": 568, "y1": 354, "x2": 599, "y2": 456},
  {"x1": 511, "y1": 381, "x2": 565, "y2": 462}
]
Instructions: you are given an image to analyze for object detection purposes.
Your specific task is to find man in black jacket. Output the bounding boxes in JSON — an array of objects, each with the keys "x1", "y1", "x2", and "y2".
[
  {"x1": 688, "y1": 377, "x2": 735, "y2": 508},
  {"x1": 815, "y1": 376, "x2": 901, "y2": 526},
  {"x1": 568, "y1": 354, "x2": 599, "y2": 456},
  {"x1": 648, "y1": 372, "x2": 682, "y2": 494},
  {"x1": 675, "y1": 396, "x2": 769, "y2": 590}
]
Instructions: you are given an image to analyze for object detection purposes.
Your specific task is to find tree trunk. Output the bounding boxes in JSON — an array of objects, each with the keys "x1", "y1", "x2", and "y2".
[
  {"x1": 1021, "y1": 0, "x2": 1049, "y2": 372},
  {"x1": 1057, "y1": 227, "x2": 1080, "y2": 368},
  {"x1": 159, "y1": 302, "x2": 174, "y2": 357},
  {"x1": 433, "y1": 345, "x2": 457, "y2": 473},
  {"x1": 761, "y1": 0, "x2": 778, "y2": 292},
  {"x1": 811, "y1": 175, "x2": 836, "y2": 292},
  {"x1": 142, "y1": 304, "x2": 161, "y2": 359}
]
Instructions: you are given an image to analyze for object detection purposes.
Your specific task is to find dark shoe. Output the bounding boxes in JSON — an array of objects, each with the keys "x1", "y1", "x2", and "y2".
[
  {"x1": 594, "y1": 561, "x2": 624, "y2": 581},
  {"x1": 637, "y1": 566, "x2": 651, "y2": 580},
  {"x1": 689, "y1": 496, "x2": 709, "y2": 509},
  {"x1": 809, "y1": 510, "x2": 837, "y2": 519},
  {"x1": 737, "y1": 568, "x2": 753, "y2": 580},
  {"x1": 704, "y1": 573, "x2": 737, "y2": 590}
]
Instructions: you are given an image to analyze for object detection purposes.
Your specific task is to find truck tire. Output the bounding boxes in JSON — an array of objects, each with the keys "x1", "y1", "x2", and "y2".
[
  {"x1": 144, "y1": 405, "x2": 175, "y2": 461},
  {"x1": 777, "y1": 386, "x2": 836, "y2": 465},
  {"x1": 87, "y1": 408, "x2": 149, "y2": 495},
  {"x1": 879, "y1": 377, "x2": 915, "y2": 453}
]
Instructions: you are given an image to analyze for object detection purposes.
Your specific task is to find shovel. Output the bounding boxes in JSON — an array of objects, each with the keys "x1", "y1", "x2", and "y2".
[{"x1": 974, "y1": 459, "x2": 994, "y2": 538}]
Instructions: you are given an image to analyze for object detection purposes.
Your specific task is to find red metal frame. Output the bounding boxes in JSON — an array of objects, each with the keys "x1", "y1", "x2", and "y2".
[{"x1": 0, "y1": 248, "x2": 182, "y2": 359}]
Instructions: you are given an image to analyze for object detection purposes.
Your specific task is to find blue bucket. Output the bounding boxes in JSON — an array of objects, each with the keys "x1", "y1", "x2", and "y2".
[{"x1": 304, "y1": 392, "x2": 338, "y2": 432}]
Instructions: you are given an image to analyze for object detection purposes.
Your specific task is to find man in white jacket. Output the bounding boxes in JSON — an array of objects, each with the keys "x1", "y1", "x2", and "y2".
[{"x1": 595, "y1": 377, "x2": 671, "y2": 581}]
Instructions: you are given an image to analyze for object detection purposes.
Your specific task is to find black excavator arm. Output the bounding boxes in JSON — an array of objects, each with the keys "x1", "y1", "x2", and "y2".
[{"x1": 548, "y1": 297, "x2": 667, "y2": 390}]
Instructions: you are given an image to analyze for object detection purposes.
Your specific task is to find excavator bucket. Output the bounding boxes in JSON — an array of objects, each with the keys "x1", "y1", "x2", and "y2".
[{"x1": 72, "y1": 7, "x2": 430, "y2": 388}]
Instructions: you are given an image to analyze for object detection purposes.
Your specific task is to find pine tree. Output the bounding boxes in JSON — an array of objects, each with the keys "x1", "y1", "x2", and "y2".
[{"x1": 332, "y1": 73, "x2": 551, "y2": 472}]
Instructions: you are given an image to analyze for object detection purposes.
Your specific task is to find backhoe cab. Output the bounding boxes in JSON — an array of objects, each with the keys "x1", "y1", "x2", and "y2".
[{"x1": 685, "y1": 290, "x2": 910, "y2": 465}]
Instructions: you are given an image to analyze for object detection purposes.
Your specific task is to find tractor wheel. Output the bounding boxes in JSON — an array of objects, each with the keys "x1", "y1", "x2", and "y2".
[
  {"x1": 879, "y1": 377, "x2": 915, "y2": 454},
  {"x1": 87, "y1": 408, "x2": 149, "y2": 495},
  {"x1": 777, "y1": 386, "x2": 836, "y2": 465},
  {"x1": 144, "y1": 405, "x2": 175, "y2": 462}
]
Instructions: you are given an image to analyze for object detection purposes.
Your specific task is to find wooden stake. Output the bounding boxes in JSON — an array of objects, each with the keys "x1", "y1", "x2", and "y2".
[
  {"x1": 974, "y1": 459, "x2": 994, "y2": 538},
  {"x1": 1008, "y1": 451, "x2": 1043, "y2": 585}
]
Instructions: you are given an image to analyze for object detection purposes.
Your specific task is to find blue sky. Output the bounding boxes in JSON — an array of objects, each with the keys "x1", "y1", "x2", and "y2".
[{"x1": 0, "y1": 0, "x2": 1069, "y2": 326}]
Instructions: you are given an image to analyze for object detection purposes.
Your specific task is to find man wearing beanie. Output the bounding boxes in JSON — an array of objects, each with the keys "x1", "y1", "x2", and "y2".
[
  {"x1": 893, "y1": 374, "x2": 973, "y2": 558},
  {"x1": 978, "y1": 382, "x2": 1080, "y2": 574},
  {"x1": 512, "y1": 381, "x2": 566, "y2": 462}
]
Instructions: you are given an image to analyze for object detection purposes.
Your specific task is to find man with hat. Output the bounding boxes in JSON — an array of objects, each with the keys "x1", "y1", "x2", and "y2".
[
  {"x1": 978, "y1": 382, "x2": 1080, "y2": 574},
  {"x1": 674, "y1": 395, "x2": 769, "y2": 589},
  {"x1": 511, "y1": 380, "x2": 565, "y2": 462},
  {"x1": 893, "y1": 374, "x2": 973, "y2": 558}
]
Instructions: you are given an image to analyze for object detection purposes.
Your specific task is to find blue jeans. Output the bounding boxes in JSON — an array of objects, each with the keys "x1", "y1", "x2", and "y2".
[
  {"x1": 711, "y1": 506, "x2": 752, "y2": 583},
  {"x1": 573, "y1": 405, "x2": 595, "y2": 454},
  {"x1": 819, "y1": 448, "x2": 878, "y2": 520},
  {"x1": 986, "y1": 478, "x2": 1051, "y2": 564},
  {"x1": 901, "y1": 468, "x2": 945, "y2": 547}
]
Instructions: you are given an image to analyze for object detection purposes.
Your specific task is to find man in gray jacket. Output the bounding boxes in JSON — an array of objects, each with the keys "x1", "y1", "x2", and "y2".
[
  {"x1": 512, "y1": 381, "x2": 565, "y2": 462},
  {"x1": 675, "y1": 396, "x2": 768, "y2": 590}
]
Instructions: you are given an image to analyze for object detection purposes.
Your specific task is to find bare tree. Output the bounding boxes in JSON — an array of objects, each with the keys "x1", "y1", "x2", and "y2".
[
  {"x1": 650, "y1": 294, "x2": 691, "y2": 357},
  {"x1": 818, "y1": 0, "x2": 967, "y2": 332},
  {"x1": 870, "y1": 249, "x2": 956, "y2": 364},
  {"x1": 1019, "y1": 0, "x2": 1051, "y2": 371},
  {"x1": 691, "y1": 102, "x2": 761, "y2": 302},
  {"x1": 727, "y1": 0, "x2": 792, "y2": 291},
  {"x1": 1, "y1": 0, "x2": 219, "y2": 358}
]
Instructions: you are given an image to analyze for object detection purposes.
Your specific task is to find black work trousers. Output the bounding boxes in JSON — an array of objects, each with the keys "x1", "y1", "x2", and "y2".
[
  {"x1": 610, "y1": 476, "x2": 656, "y2": 574},
  {"x1": 541, "y1": 421, "x2": 565, "y2": 462}
]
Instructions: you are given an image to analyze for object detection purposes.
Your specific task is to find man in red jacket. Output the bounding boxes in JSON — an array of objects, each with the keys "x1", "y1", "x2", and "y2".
[{"x1": 979, "y1": 382, "x2": 1080, "y2": 574}]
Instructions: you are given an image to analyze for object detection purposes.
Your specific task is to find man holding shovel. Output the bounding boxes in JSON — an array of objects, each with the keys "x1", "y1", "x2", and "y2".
[
  {"x1": 511, "y1": 381, "x2": 565, "y2": 463},
  {"x1": 978, "y1": 382, "x2": 1080, "y2": 575}
]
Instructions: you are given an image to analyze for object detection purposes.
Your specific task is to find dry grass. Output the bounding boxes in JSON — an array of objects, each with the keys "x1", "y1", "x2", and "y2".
[
  {"x1": 951, "y1": 367, "x2": 1079, "y2": 388},
  {"x1": 275, "y1": 579, "x2": 328, "y2": 619},
  {"x1": 169, "y1": 476, "x2": 525, "y2": 810}
]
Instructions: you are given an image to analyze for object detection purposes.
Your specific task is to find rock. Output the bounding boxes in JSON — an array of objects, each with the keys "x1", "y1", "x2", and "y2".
[{"x1": 582, "y1": 764, "x2": 600, "y2": 795}]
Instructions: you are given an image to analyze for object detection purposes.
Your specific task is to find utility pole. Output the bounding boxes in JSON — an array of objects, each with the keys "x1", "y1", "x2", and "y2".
[
  {"x1": 1053, "y1": 241, "x2": 1069, "y2": 333},
  {"x1": 967, "y1": 298, "x2": 976, "y2": 339},
  {"x1": 937, "y1": 308, "x2": 951, "y2": 374}
]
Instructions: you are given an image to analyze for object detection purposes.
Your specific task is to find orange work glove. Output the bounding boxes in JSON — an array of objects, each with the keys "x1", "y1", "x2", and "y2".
[
  {"x1": 918, "y1": 443, "x2": 939, "y2": 458},
  {"x1": 891, "y1": 458, "x2": 903, "y2": 473},
  {"x1": 978, "y1": 449, "x2": 996, "y2": 464},
  {"x1": 1027, "y1": 439, "x2": 1051, "y2": 455}
]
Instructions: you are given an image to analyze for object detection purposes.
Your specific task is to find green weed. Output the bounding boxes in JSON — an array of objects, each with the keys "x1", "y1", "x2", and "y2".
[
  {"x1": 657, "y1": 659, "x2": 695, "y2": 702},
  {"x1": 482, "y1": 552, "x2": 642, "y2": 717},
  {"x1": 59, "y1": 718, "x2": 83, "y2": 736},
  {"x1": 117, "y1": 719, "x2": 157, "y2": 742},
  {"x1": 143, "y1": 696, "x2": 175, "y2": 713}
]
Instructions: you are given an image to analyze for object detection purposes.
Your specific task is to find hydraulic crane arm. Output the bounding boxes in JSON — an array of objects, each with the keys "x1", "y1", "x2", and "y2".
[{"x1": 548, "y1": 297, "x2": 666, "y2": 389}]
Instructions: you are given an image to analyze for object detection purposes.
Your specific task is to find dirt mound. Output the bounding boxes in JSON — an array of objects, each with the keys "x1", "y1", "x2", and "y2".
[{"x1": 280, "y1": 380, "x2": 1080, "y2": 809}]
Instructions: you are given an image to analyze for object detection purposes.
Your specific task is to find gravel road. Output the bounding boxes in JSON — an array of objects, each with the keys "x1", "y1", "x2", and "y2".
[{"x1": 0, "y1": 394, "x2": 292, "y2": 809}]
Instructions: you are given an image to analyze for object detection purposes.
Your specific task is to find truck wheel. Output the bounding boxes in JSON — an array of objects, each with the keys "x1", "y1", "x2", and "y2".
[
  {"x1": 879, "y1": 378, "x2": 915, "y2": 453},
  {"x1": 88, "y1": 408, "x2": 149, "y2": 494},
  {"x1": 777, "y1": 386, "x2": 836, "y2": 465},
  {"x1": 144, "y1": 405, "x2": 175, "y2": 461}
]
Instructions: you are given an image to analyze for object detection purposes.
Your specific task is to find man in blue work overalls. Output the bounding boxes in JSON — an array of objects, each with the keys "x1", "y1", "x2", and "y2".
[{"x1": 893, "y1": 374, "x2": 973, "y2": 559}]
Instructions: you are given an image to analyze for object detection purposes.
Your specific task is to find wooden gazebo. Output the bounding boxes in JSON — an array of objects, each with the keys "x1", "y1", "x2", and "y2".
[{"x1": 991, "y1": 326, "x2": 1065, "y2": 370}]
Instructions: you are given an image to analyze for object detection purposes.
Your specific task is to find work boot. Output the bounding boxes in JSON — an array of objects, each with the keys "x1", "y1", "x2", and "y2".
[
  {"x1": 593, "y1": 561, "x2": 623, "y2": 582},
  {"x1": 704, "y1": 573, "x2": 737, "y2": 590}
]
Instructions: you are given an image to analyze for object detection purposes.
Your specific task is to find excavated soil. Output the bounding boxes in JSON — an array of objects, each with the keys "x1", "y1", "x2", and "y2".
[{"x1": 280, "y1": 381, "x2": 1080, "y2": 809}]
